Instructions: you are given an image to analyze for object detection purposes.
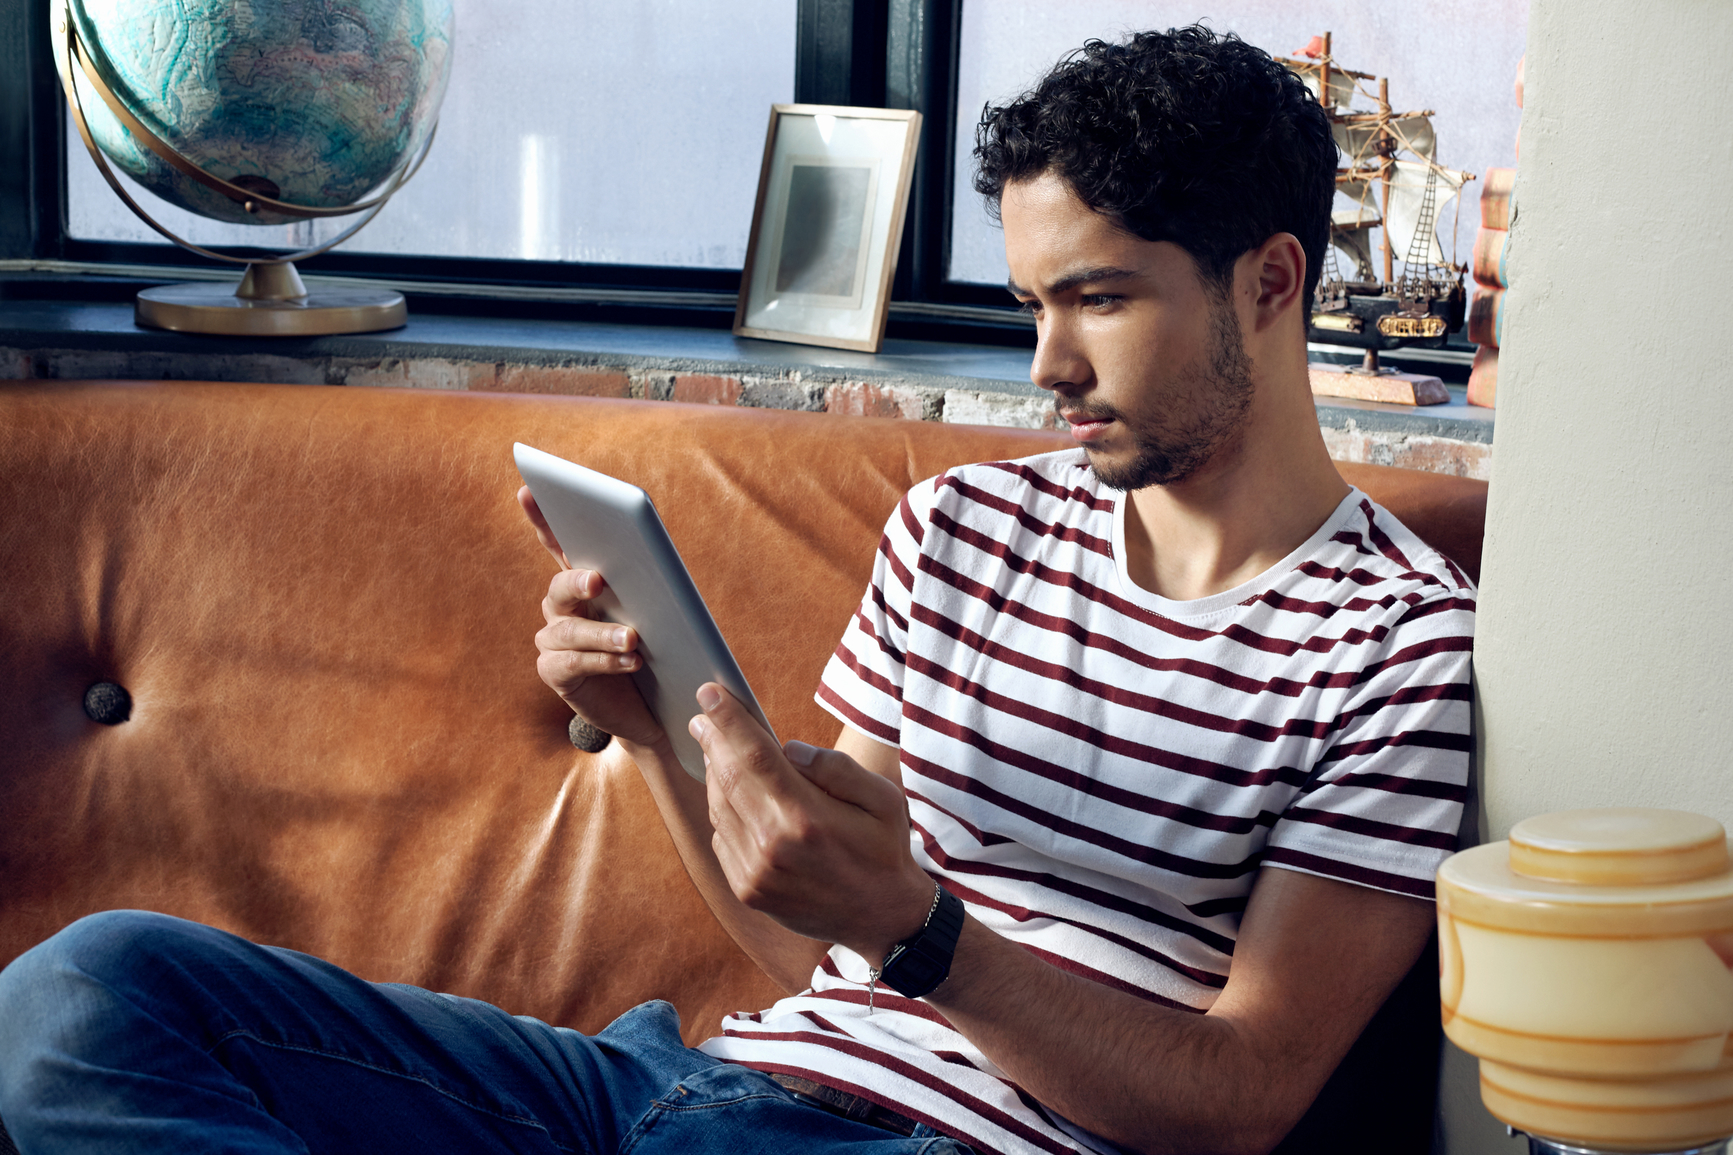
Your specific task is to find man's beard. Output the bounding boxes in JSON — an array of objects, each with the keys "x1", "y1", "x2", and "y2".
[{"x1": 1063, "y1": 294, "x2": 1256, "y2": 490}]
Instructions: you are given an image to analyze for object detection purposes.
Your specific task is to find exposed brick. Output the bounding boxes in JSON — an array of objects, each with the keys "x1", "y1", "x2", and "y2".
[
  {"x1": 34, "y1": 349, "x2": 141, "y2": 380},
  {"x1": 32, "y1": 349, "x2": 329, "y2": 384},
  {"x1": 823, "y1": 381, "x2": 938, "y2": 420},
  {"x1": 941, "y1": 390, "x2": 1061, "y2": 430},
  {"x1": 483, "y1": 364, "x2": 632, "y2": 397},
  {"x1": 1390, "y1": 436, "x2": 1493, "y2": 479},
  {"x1": 12, "y1": 335, "x2": 1492, "y2": 480},
  {"x1": 1320, "y1": 425, "x2": 1491, "y2": 481},
  {"x1": 334, "y1": 357, "x2": 492, "y2": 391},
  {"x1": 739, "y1": 377, "x2": 823, "y2": 411},
  {"x1": 1321, "y1": 427, "x2": 1378, "y2": 467},
  {"x1": 631, "y1": 371, "x2": 676, "y2": 401},
  {"x1": 672, "y1": 373, "x2": 743, "y2": 405}
]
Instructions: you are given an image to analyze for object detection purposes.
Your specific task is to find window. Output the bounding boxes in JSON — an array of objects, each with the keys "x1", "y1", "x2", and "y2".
[
  {"x1": 949, "y1": 1, "x2": 1528, "y2": 288},
  {"x1": 0, "y1": 0, "x2": 1523, "y2": 339},
  {"x1": 65, "y1": 0, "x2": 797, "y2": 270}
]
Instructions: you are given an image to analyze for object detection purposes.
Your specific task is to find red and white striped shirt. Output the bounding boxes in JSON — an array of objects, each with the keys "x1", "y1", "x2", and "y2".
[{"x1": 701, "y1": 449, "x2": 1475, "y2": 1153}]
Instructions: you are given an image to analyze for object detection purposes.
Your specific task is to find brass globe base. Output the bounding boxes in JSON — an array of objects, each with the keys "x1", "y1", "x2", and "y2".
[{"x1": 136, "y1": 262, "x2": 406, "y2": 337}]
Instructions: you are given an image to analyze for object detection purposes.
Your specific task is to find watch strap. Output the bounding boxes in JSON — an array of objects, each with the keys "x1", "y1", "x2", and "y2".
[{"x1": 876, "y1": 884, "x2": 964, "y2": 999}]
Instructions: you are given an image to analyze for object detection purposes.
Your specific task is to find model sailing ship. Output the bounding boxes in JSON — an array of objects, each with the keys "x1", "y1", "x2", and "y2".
[{"x1": 1285, "y1": 34, "x2": 1475, "y2": 373}]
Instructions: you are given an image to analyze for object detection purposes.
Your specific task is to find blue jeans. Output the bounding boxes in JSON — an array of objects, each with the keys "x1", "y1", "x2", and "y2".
[{"x1": 0, "y1": 911, "x2": 974, "y2": 1155}]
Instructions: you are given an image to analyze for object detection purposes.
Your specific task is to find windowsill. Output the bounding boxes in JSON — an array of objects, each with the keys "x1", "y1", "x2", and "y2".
[{"x1": 0, "y1": 287, "x2": 1492, "y2": 481}]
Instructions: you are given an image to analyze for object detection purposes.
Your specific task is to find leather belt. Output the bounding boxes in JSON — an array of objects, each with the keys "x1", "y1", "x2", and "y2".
[{"x1": 771, "y1": 1073, "x2": 922, "y2": 1137}]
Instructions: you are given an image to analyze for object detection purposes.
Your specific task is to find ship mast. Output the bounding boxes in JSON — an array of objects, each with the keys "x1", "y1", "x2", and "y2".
[
  {"x1": 1357, "y1": 78, "x2": 1393, "y2": 375},
  {"x1": 1319, "y1": 31, "x2": 1331, "y2": 120},
  {"x1": 1378, "y1": 77, "x2": 1394, "y2": 290},
  {"x1": 1288, "y1": 33, "x2": 1476, "y2": 381}
]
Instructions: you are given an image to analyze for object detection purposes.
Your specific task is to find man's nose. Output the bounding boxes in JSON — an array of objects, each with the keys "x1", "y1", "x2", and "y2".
[{"x1": 1029, "y1": 314, "x2": 1088, "y2": 395}]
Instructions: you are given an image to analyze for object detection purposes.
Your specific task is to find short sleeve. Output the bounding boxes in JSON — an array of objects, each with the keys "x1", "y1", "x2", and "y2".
[
  {"x1": 1261, "y1": 577, "x2": 1477, "y2": 899},
  {"x1": 815, "y1": 475, "x2": 941, "y2": 746}
]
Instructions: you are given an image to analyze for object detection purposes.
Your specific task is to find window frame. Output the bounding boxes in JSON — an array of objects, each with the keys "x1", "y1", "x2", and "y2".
[{"x1": 0, "y1": 0, "x2": 1030, "y2": 338}]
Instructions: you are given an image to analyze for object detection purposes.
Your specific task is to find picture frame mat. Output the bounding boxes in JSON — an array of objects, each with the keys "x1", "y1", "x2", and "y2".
[
  {"x1": 760, "y1": 154, "x2": 882, "y2": 309},
  {"x1": 733, "y1": 104, "x2": 922, "y2": 353}
]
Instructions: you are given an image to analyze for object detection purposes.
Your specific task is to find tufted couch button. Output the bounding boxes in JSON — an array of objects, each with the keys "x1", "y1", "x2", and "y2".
[
  {"x1": 83, "y1": 682, "x2": 132, "y2": 725},
  {"x1": 568, "y1": 715, "x2": 610, "y2": 753}
]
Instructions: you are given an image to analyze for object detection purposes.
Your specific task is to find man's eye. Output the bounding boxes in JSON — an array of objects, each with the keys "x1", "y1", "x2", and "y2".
[
  {"x1": 1016, "y1": 299, "x2": 1040, "y2": 316},
  {"x1": 1082, "y1": 294, "x2": 1122, "y2": 309}
]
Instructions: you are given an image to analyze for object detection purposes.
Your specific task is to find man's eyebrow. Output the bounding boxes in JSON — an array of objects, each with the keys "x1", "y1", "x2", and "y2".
[{"x1": 1005, "y1": 266, "x2": 1139, "y2": 298}]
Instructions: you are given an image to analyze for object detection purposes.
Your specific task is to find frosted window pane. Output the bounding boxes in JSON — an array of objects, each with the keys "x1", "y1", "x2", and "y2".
[
  {"x1": 67, "y1": 0, "x2": 795, "y2": 269},
  {"x1": 950, "y1": 0, "x2": 1527, "y2": 286}
]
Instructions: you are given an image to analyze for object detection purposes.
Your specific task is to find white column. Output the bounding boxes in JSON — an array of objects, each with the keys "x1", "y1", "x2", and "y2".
[{"x1": 1438, "y1": 1, "x2": 1733, "y2": 1150}]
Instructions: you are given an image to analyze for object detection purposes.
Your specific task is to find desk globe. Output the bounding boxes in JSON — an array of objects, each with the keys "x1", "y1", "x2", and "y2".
[{"x1": 52, "y1": 0, "x2": 453, "y2": 335}]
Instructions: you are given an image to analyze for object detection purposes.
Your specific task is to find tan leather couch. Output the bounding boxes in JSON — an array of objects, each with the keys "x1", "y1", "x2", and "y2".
[{"x1": 0, "y1": 379, "x2": 1488, "y2": 1148}]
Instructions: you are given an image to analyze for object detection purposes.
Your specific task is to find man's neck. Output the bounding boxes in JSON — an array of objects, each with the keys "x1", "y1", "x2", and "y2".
[{"x1": 1119, "y1": 363, "x2": 1349, "y2": 602}]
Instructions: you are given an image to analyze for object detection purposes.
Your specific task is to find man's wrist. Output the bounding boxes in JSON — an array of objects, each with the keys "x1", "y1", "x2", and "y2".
[
  {"x1": 856, "y1": 872, "x2": 946, "y2": 969},
  {"x1": 871, "y1": 883, "x2": 965, "y2": 999},
  {"x1": 617, "y1": 732, "x2": 674, "y2": 762},
  {"x1": 616, "y1": 733, "x2": 711, "y2": 815}
]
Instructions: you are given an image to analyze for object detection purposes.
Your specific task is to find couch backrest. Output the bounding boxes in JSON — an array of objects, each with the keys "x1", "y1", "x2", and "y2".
[{"x1": 0, "y1": 380, "x2": 1486, "y2": 1045}]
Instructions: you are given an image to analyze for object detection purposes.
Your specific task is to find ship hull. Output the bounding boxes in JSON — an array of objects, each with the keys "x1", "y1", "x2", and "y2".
[{"x1": 1307, "y1": 291, "x2": 1467, "y2": 352}]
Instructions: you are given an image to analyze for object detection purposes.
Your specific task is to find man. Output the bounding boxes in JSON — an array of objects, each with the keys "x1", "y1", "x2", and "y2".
[{"x1": 0, "y1": 27, "x2": 1472, "y2": 1155}]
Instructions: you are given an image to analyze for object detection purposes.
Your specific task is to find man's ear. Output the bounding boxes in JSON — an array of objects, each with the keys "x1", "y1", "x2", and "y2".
[{"x1": 1242, "y1": 232, "x2": 1307, "y2": 333}]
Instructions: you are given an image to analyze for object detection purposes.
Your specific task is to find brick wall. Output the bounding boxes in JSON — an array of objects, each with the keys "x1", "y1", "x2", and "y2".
[{"x1": 1, "y1": 345, "x2": 1489, "y2": 479}]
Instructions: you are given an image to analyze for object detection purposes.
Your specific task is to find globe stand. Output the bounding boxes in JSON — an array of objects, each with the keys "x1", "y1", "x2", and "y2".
[
  {"x1": 135, "y1": 261, "x2": 407, "y2": 338},
  {"x1": 52, "y1": 0, "x2": 434, "y2": 338}
]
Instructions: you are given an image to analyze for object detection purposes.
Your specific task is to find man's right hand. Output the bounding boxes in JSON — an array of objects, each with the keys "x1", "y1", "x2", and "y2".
[
  {"x1": 520, "y1": 486, "x2": 845, "y2": 994},
  {"x1": 520, "y1": 486, "x2": 667, "y2": 751}
]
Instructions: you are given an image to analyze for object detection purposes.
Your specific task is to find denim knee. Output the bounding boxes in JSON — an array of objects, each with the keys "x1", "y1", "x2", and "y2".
[
  {"x1": 0, "y1": 910, "x2": 214, "y2": 1055},
  {"x1": 0, "y1": 909, "x2": 190, "y2": 998},
  {"x1": 0, "y1": 911, "x2": 189, "y2": 1122}
]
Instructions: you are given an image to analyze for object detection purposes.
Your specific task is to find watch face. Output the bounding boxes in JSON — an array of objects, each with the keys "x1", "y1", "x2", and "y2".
[{"x1": 883, "y1": 946, "x2": 943, "y2": 995}]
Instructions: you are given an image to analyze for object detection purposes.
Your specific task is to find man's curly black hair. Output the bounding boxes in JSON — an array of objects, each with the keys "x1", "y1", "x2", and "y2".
[{"x1": 974, "y1": 26, "x2": 1336, "y2": 303}]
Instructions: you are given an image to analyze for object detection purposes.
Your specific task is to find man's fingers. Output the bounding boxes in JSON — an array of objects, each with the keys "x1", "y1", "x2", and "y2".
[
  {"x1": 517, "y1": 486, "x2": 572, "y2": 569},
  {"x1": 537, "y1": 645, "x2": 641, "y2": 684},
  {"x1": 783, "y1": 741, "x2": 904, "y2": 820},
  {"x1": 695, "y1": 689, "x2": 925, "y2": 949},
  {"x1": 543, "y1": 567, "x2": 613, "y2": 622},
  {"x1": 687, "y1": 683, "x2": 802, "y2": 802},
  {"x1": 706, "y1": 770, "x2": 755, "y2": 887},
  {"x1": 703, "y1": 718, "x2": 827, "y2": 915},
  {"x1": 536, "y1": 613, "x2": 639, "y2": 660}
]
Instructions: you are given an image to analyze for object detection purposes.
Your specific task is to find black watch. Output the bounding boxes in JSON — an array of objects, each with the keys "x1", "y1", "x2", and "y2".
[{"x1": 874, "y1": 884, "x2": 964, "y2": 999}]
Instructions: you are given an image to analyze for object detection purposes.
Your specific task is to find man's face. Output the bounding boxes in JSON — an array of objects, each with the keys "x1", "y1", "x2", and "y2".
[{"x1": 1002, "y1": 172, "x2": 1255, "y2": 490}]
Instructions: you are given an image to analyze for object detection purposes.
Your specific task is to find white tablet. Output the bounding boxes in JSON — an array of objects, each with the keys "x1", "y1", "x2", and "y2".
[{"x1": 514, "y1": 443, "x2": 777, "y2": 781}]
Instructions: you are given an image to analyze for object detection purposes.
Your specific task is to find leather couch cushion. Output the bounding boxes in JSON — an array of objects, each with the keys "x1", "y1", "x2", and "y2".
[{"x1": 0, "y1": 380, "x2": 1485, "y2": 1045}]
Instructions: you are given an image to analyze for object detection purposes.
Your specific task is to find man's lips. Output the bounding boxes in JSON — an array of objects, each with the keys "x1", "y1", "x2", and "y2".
[{"x1": 1061, "y1": 411, "x2": 1114, "y2": 441}]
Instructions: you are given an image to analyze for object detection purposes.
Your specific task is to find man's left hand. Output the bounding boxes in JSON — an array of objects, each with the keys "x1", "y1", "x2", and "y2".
[{"x1": 686, "y1": 683, "x2": 934, "y2": 966}]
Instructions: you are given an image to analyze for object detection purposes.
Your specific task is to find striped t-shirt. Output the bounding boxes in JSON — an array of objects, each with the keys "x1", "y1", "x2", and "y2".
[{"x1": 700, "y1": 449, "x2": 1475, "y2": 1154}]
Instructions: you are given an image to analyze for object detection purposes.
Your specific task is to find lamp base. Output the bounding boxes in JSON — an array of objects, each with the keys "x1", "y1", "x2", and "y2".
[{"x1": 136, "y1": 277, "x2": 406, "y2": 337}]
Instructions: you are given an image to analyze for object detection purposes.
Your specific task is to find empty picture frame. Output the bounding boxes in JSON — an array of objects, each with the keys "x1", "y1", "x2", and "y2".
[{"x1": 734, "y1": 104, "x2": 922, "y2": 353}]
